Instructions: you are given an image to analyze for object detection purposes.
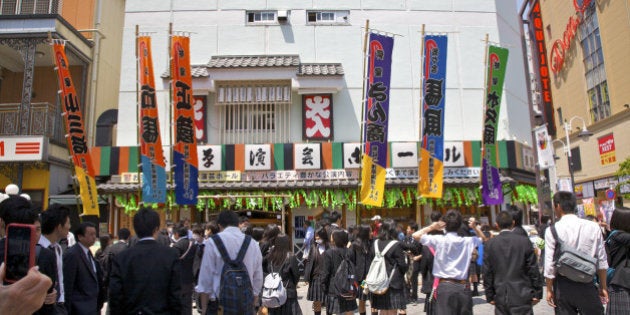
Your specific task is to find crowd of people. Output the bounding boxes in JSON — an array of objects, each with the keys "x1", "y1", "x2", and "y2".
[{"x1": 0, "y1": 190, "x2": 629, "y2": 315}]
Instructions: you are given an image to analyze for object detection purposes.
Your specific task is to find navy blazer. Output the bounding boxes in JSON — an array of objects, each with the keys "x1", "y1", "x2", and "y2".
[{"x1": 63, "y1": 244, "x2": 104, "y2": 315}]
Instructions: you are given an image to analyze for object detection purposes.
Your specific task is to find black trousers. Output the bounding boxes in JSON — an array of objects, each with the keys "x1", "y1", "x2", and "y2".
[
  {"x1": 553, "y1": 276, "x2": 604, "y2": 315},
  {"x1": 494, "y1": 303, "x2": 533, "y2": 315},
  {"x1": 410, "y1": 261, "x2": 421, "y2": 300},
  {"x1": 435, "y1": 281, "x2": 472, "y2": 315}
]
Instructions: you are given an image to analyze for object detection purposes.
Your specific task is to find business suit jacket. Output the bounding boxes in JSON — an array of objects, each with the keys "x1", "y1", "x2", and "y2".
[
  {"x1": 109, "y1": 239, "x2": 182, "y2": 315},
  {"x1": 172, "y1": 237, "x2": 195, "y2": 285},
  {"x1": 63, "y1": 244, "x2": 104, "y2": 315},
  {"x1": 483, "y1": 230, "x2": 543, "y2": 307}
]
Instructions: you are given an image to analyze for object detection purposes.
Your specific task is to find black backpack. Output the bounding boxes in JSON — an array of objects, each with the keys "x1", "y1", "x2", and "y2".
[
  {"x1": 211, "y1": 234, "x2": 255, "y2": 314},
  {"x1": 333, "y1": 249, "x2": 359, "y2": 300}
]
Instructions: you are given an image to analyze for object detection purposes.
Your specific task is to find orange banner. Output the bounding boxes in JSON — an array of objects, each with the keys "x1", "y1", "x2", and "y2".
[{"x1": 52, "y1": 41, "x2": 99, "y2": 216}]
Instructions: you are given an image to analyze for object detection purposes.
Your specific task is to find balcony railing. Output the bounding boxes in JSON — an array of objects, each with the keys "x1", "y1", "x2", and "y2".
[
  {"x1": 0, "y1": 102, "x2": 65, "y2": 144},
  {"x1": 0, "y1": 0, "x2": 60, "y2": 15}
]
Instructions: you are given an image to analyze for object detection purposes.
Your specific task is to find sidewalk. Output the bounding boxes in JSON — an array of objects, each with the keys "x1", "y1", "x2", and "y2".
[{"x1": 294, "y1": 282, "x2": 556, "y2": 314}]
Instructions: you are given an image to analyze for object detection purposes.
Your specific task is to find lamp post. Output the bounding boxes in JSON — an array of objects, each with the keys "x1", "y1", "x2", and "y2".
[{"x1": 560, "y1": 116, "x2": 593, "y2": 192}]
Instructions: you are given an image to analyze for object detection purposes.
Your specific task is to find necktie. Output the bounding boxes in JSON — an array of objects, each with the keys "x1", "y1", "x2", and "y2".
[{"x1": 87, "y1": 251, "x2": 96, "y2": 273}]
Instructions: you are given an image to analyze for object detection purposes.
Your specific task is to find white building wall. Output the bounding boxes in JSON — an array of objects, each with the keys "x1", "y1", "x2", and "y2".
[{"x1": 117, "y1": 0, "x2": 531, "y2": 147}]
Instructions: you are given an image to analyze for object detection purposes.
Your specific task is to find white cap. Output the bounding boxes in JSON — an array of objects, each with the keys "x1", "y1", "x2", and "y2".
[
  {"x1": 19, "y1": 193, "x2": 31, "y2": 201},
  {"x1": 5, "y1": 183, "x2": 19, "y2": 195},
  {"x1": 371, "y1": 215, "x2": 382, "y2": 221}
]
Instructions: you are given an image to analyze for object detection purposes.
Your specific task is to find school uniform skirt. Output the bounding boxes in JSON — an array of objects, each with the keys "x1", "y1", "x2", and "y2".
[
  {"x1": 370, "y1": 287, "x2": 407, "y2": 310},
  {"x1": 325, "y1": 295, "x2": 358, "y2": 314},
  {"x1": 307, "y1": 276, "x2": 326, "y2": 302},
  {"x1": 267, "y1": 297, "x2": 303, "y2": 315},
  {"x1": 607, "y1": 285, "x2": 630, "y2": 315}
]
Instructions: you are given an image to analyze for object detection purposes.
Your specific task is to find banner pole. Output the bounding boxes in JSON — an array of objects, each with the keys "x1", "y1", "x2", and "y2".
[
  {"x1": 135, "y1": 25, "x2": 142, "y2": 205},
  {"x1": 356, "y1": 19, "x2": 369, "y2": 218},
  {"x1": 480, "y1": 34, "x2": 490, "y2": 194},
  {"x1": 167, "y1": 23, "x2": 174, "y2": 218}
]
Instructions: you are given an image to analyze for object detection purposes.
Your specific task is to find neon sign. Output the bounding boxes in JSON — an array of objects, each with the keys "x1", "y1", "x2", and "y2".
[
  {"x1": 549, "y1": 0, "x2": 592, "y2": 73},
  {"x1": 530, "y1": 0, "x2": 557, "y2": 135}
]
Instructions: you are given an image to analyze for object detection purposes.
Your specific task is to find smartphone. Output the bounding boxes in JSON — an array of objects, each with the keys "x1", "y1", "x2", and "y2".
[{"x1": 3, "y1": 223, "x2": 37, "y2": 284}]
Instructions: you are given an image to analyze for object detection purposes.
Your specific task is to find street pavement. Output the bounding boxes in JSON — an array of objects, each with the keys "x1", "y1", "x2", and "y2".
[{"x1": 293, "y1": 282, "x2": 556, "y2": 314}]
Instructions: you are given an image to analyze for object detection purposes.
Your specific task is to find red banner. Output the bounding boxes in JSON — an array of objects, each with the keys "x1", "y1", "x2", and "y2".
[
  {"x1": 52, "y1": 41, "x2": 99, "y2": 216},
  {"x1": 598, "y1": 133, "x2": 616, "y2": 165},
  {"x1": 303, "y1": 94, "x2": 333, "y2": 140}
]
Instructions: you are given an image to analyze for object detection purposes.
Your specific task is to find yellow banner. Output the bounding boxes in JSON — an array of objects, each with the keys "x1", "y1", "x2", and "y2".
[
  {"x1": 360, "y1": 155, "x2": 386, "y2": 206},
  {"x1": 418, "y1": 148, "x2": 444, "y2": 198},
  {"x1": 52, "y1": 42, "x2": 99, "y2": 216}
]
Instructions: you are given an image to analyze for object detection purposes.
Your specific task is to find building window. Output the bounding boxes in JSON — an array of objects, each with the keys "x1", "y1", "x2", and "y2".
[
  {"x1": 216, "y1": 82, "x2": 292, "y2": 144},
  {"x1": 306, "y1": 11, "x2": 349, "y2": 24},
  {"x1": 579, "y1": 1, "x2": 609, "y2": 122},
  {"x1": 247, "y1": 11, "x2": 276, "y2": 24},
  {"x1": 1, "y1": 0, "x2": 60, "y2": 15}
]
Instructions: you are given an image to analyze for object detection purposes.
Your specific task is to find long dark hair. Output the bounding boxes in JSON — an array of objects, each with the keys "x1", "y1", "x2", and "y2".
[
  {"x1": 262, "y1": 224, "x2": 280, "y2": 244},
  {"x1": 315, "y1": 227, "x2": 329, "y2": 246},
  {"x1": 377, "y1": 219, "x2": 398, "y2": 241},
  {"x1": 268, "y1": 234, "x2": 292, "y2": 267},
  {"x1": 353, "y1": 224, "x2": 371, "y2": 253},
  {"x1": 611, "y1": 206, "x2": 630, "y2": 233}
]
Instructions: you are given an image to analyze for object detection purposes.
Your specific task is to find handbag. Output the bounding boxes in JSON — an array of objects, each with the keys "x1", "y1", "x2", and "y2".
[{"x1": 610, "y1": 252, "x2": 630, "y2": 290}]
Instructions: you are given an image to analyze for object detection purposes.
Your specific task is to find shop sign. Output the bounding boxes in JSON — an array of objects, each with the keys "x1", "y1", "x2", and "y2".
[
  {"x1": 193, "y1": 96, "x2": 207, "y2": 143},
  {"x1": 597, "y1": 133, "x2": 616, "y2": 166},
  {"x1": 120, "y1": 172, "x2": 140, "y2": 183},
  {"x1": 197, "y1": 145, "x2": 222, "y2": 171},
  {"x1": 574, "y1": 181, "x2": 594, "y2": 199},
  {"x1": 244, "y1": 144, "x2": 272, "y2": 171},
  {"x1": 443, "y1": 167, "x2": 480, "y2": 178},
  {"x1": 198, "y1": 171, "x2": 241, "y2": 182},
  {"x1": 443, "y1": 141, "x2": 465, "y2": 167},
  {"x1": 549, "y1": 0, "x2": 593, "y2": 74},
  {"x1": 385, "y1": 168, "x2": 417, "y2": 179},
  {"x1": 343, "y1": 143, "x2": 361, "y2": 169},
  {"x1": 594, "y1": 177, "x2": 618, "y2": 190},
  {"x1": 303, "y1": 94, "x2": 333, "y2": 141},
  {"x1": 557, "y1": 177, "x2": 573, "y2": 193},
  {"x1": 391, "y1": 142, "x2": 418, "y2": 167},
  {"x1": 0, "y1": 136, "x2": 45, "y2": 162},
  {"x1": 294, "y1": 143, "x2": 321, "y2": 170},
  {"x1": 619, "y1": 175, "x2": 630, "y2": 194},
  {"x1": 521, "y1": 145, "x2": 536, "y2": 172},
  {"x1": 243, "y1": 169, "x2": 358, "y2": 181}
]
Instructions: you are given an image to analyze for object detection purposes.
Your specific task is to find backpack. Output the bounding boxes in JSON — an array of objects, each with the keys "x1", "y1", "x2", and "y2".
[
  {"x1": 550, "y1": 225, "x2": 597, "y2": 283},
  {"x1": 261, "y1": 258, "x2": 288, "y2": 308},
  {"x1": 211, "y1": 234, "x2": 255, "y2": 314},
  {"x1": 333, "y1": 249, "x2": 359, "y2": 300},
  {"x1": 605, "y1": 230, "x2": 621, "y2": 284},
  {"x1": 365, "y1": 240, "x2": 398, "y2": 295}
]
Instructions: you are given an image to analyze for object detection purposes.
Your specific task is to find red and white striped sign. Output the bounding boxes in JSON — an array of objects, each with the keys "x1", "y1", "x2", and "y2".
[{"x1": 0, "y1": 136, "x2": 45, "y2": 161}]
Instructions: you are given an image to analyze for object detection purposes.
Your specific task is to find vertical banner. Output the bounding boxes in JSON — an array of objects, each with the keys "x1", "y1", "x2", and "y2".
[
  {"x1": 597, "y1": 133, "x2": 616, "y2": 166},
  {"x1": 534, "y1": 125, "x2": 555, "y2": 170},
  {"x1": 360, "y1": 33, "x2": 394, "y2": 206},
  {"x1": 481, "y1": 45, "x2": 509, "y2": 205},
  {"x1": 52, "y1": 42, "x2": 99, "y2": 216},
  {"x1": 171, "y1": 35, "x2": 199, "y2": 205},
  {"x1": 418, "y1": 35, "x2": 448, "y2": 198},
  {"x1": 137, "y1": 36, "x2": 167, "y2": 203}
]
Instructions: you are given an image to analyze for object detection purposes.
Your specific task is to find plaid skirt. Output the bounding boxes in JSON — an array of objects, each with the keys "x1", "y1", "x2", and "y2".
[
  {"x1": 607, "y1": 286, "x2": 630, "y2": 315},
  {"x1": 370, "y1": 287, "x2": 406, "y2": 310},
  {"x1": 307, "y1": 278, "x2": 326, "y2": 302},
  {"x1": 326, "y1": 295, "x2": 358, "y2": 314},
  {"x1": 267, "y1": 297, "x2": 302, "y2": 315}
]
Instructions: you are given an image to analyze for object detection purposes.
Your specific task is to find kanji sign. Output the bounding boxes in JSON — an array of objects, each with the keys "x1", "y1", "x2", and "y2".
[
  {"x1": 598, "y1": 133, "x2": 616, "y2": 166},
  {"x1": 294, "y1": 143, "x2": 321, "y2": 170},
  {"x1": 245, "y1": 144, "x2": 271, "y2": 171},
  {"x1": 0, "y1": 136, "x2": 45, "y2": 162},
  {"x1": 303, "y1": 94, "x2": 333, "y2": 140}
]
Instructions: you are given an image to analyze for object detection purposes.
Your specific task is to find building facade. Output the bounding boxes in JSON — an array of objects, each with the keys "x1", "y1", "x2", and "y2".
[
  {"x1": 105, "y1": 0, "x2": 537, "y2": 238},
  {"x1": 524, "y1": 0, "x2": 629, "y2": 218},
  {"x1": 0, "y1": 0, "x2": 125, "y2": 217}
]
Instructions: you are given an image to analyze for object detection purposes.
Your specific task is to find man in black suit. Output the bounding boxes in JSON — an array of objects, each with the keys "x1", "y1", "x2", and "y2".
[
  {"x1": 172, "y1": 224, "x2": 195, "y2": 315},
  {"x1": 483, "y1": 211, "x2": 543, "y2": 315},
  {"x1": 63, "y1": 222, "x2": 104, "y2": 314},
  {"x1": 109, "y1": 207, "x2": 182, "y2": 314}
]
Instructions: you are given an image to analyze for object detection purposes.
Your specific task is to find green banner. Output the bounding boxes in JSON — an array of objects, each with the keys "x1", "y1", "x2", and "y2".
[{"x1": 482, "y1": 45, "x2": 509, "y2": 166}]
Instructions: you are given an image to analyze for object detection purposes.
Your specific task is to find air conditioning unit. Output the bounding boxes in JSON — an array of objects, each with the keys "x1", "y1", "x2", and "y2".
[{"x1": 277, "y1": 10, "x2": 289, "y2": 23}]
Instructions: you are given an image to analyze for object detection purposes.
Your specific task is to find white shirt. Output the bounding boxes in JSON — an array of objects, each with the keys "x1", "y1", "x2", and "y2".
[
  {"x1": 78, "y1": 243, "x2": 96, "y2": 273},
  {"x1": 38, "y1": 235, "x2": 65, "y2": 302},
  {"x1": 421, "y1": 232, "x2": 482, "y2": 280},
  {"x1": 544, "y1": 214, "x2": 609, "y2": 279},
  {"x1": 195, "y1": 226, "x2": 263, "y2": 298}
]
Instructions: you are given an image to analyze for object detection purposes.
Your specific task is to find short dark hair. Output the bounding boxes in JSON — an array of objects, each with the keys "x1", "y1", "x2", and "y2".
[
  {"x1": 508, "y1": 205, "x2": 524, "y2": 226},
  {"x1": 408, "y1": 221, "x2": 419, "y2": 232},
  {"x1": 252, "y1": 227, "x2": 265, "y2": 242},
  {"x1": 0, "y1": 195, "x2": 37, "y2": 225},
  {"x1": 174, "y1": 224, "x2": 188, "y2": 238},
  {"x1": 217, "y1": 210, "x2": 239, "y2": 228},
  {"x1": 496, "y1": 211, "x2": 514, "y2": 229},
  {"x1": 75, "y1": 222, "x2": 96, "y2": 237},
  {"x1": 332, "y1": 229, "x2": 348, "y2": 248},
  {"x1": 610, "y1": 206, "x2": 630, "y2": 233},
  {"x1": 377, "y1": 219, "x2": 398, "y2": 241},
  {"x1": 553, "y1": 191, "x2": 577, "y2": 214},
  {"x1": 118, "y1": 228, "x2": 131, "y2": 240},
  {"x1": 239, "y1": 216, "x2": 250, "y2": 224},
  {"x1": 205, "y1": 221, "x2": 219, "y2": 235},
  {"x1": 329, "y1": 211, "x2": 341, "y2": 224},
  {"x1": 430, "y1": 211, "x2": 442, "y2": 223},
  {"x1": 41, "y1": 204, "x2": 70, "y2": 235},
  {"x1": 443, "y1": 209, "x2": 463, "y2": 232},
  {"x1": 133, "y1": 207, "x2": 161, "y2": 238}
]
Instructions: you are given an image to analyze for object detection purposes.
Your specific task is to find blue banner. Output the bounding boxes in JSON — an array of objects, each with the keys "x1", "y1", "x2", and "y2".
[
  {"x1": 418, "y1": 35, "x2": 448, "y2": 198},
  {"x1": 360, "y1": 32, "x2": 394, "y2": 206}
]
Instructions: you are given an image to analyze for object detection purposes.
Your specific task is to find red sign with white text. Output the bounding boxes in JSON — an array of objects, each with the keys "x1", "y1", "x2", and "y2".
[
  {"x1": 303, "y1": 94, "x2": 333, "y2": 140},
  {"x1": 598, "y1": 133, "x2": 616, "y2": 165}
]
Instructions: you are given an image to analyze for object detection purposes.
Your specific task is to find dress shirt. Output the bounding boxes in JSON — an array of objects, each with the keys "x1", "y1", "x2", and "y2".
[
  {"x1": 544, "y1": 214, "x2": 608, "y2": 279},
  {"x1": 39, "y1": 235, "x2": 65, "y2": 302},
  {"x1": 303, "y1": 226, "x2": 314, "y2": 257},
  {"x1": 195, "y1": 226, "x2": 263, "y2": 298},
  {"x1": 421, "y1": 232, "x2": 482, "y2": 280}
]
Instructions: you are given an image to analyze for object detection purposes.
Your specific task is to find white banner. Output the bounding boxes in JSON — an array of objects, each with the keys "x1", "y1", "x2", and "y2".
[
  {"x1": 0, "y1": 136, "x2": 45, "y2": 162},
  {"x1": 534, "y1": 125, "x2": 555, "y2": 170}
]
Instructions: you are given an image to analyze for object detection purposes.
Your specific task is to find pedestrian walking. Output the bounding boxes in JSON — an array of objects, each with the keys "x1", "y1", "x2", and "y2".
[
  {"x1": 264, "y1": 234, "x2": 302, "y2": 315},
  {"x1": 348, "y1": 224, "x2": 374, "y2": 315},
  {"x1": 604, "y1": 206, "x2": 630, "y2": 315},
  {"x1": 322, "y1": 229, "x2": 358, "y2": 315},
  {"x1": 304, "y1": 227, "x2": 330, "y2": 315}
]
